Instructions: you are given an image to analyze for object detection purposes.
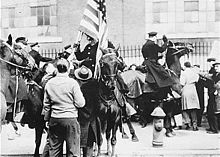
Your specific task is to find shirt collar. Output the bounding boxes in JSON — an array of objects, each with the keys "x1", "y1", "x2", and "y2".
[{"x1": 56, "y1": 72, "x2": 69, "y2": 77}]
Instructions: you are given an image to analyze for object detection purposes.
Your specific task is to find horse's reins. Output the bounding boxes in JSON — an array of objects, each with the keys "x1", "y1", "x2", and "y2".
[
  {"x1": 0, "y1": 57, "x2": 31, "y2": 70},
  {"x1": 1, "y1": 41, "x2": 31, "y2": 121}
]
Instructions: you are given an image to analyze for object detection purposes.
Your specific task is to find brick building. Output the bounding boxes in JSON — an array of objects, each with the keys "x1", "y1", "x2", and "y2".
[
  {"x1": 0, "y1": 0, "x2": 145, "y2": 49},
  {"x1": 0, "y1": 0, "x2": 219, "y2": 50},
  {"x1": 145, "y1": 0, "x2": 220, "y2": 42}
]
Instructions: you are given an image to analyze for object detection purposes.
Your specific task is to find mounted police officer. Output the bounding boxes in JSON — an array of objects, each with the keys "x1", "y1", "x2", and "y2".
[
  {"x1": 141, "y1": 32, "x2": 174, "y2": 88},
  {"x1": 74, "y1": 35, "x2": 98, "y2": 74},
  {"x1": 29, "y1": 42, "x2": 52, "y2": 68}
]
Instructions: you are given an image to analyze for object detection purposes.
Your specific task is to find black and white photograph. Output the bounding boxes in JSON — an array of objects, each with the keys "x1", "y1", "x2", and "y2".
[{"x1": 0, "y1": 0, "x2": 220, "y2": 156}]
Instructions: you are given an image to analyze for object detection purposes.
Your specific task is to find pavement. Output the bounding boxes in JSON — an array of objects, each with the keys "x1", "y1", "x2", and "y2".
[{"x1": 0, "y1": 118, "x2": 220, "y2": 157}]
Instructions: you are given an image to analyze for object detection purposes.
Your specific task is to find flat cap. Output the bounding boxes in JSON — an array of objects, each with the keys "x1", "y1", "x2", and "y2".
[
  {"x1": 148, "y1": 32, "x2": 157, "y2": 37},
  {"x1": 64, "y1": 44, "x2": 71, "y2": 50},
  {"x1": 213, "y1": 61, "x2": 220, "y2": 66},
  {"x1": 30, "y1": 42, "x2": 39, "y2": 48},
  {"x1": 15, "y1": 37, "x2": 28, "y2": 45}
]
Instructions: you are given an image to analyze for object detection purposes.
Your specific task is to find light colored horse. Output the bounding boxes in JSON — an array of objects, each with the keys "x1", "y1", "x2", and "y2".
[{"x1": 0, "y1": 35, "x2": 28, "y2": 132}]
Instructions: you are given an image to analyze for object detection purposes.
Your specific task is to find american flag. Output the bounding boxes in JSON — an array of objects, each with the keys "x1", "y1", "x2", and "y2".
[{"x1": 79, "y1": 0, "x2": 108, "y2": 78}]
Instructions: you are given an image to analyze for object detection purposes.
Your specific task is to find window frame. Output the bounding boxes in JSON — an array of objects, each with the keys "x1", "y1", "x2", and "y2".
[
  {"x1": 152, "y1": 1, "x2": 168, "y2": 24},
  {"x1": 215, "y1": 0, "x2": 220, "y2": 21},
  {"x1": 30, "y1": 6, "x2": 51, "y2": 26},
  {"x1": 184, "y1": 0, "x2": 199, "y2": 23},
  {"x1": 8, "y1": 7, "x2": 15, "y2": 28}
]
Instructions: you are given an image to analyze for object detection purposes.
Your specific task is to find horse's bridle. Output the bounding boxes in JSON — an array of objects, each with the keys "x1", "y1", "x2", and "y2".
[{"x1": 0, "y1": 41, "x2": 30, "y2": 70}]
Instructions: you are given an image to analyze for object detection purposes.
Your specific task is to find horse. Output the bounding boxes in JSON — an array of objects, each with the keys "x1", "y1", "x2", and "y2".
[
  {"x1": 121, "y1": 41, "x2": 193, "y2": 135},
  {"x1": 0, "y1": 35, "x2": 29, "y2": 132},
  {"x1": 22, "y1": 62, "x2": 57, "y2": 157},
  {"x1": 97, "y1": 48, "x2": 123, "y2": 157}
]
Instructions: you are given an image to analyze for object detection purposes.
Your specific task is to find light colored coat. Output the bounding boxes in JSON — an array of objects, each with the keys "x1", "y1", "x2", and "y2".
[{"x1": 180, "y1": 68, "x2": 200, "y2": 110}]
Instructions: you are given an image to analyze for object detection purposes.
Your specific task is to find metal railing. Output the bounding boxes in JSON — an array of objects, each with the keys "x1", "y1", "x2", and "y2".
[{"x1": 41, "y1": 41, "x2": 214, "y2": 71}]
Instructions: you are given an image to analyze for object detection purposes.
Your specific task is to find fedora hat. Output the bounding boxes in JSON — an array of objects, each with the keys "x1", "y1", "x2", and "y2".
[{"x1": 74, "y1": 66, "x2": 92, "y2": 81}]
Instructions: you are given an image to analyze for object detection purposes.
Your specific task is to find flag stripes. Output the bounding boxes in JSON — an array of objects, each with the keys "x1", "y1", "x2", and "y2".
[
  {"x1": 78, "y1": 0, "x2": 108, "y2": 79},
  {"x1": 79, "y1": 0, "x2": 100, "y2": 39}
]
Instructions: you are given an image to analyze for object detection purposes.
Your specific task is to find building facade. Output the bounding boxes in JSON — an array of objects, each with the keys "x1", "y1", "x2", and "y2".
[
  {"x1": 0, "y1": 0, "x2": 145, "y2": 48},
  {"x1": 145, "y1": 0, "x2": 220, "y2": 41},
  {"x1": 0, "y1": 0, "x2": 219, "y2": 49}
]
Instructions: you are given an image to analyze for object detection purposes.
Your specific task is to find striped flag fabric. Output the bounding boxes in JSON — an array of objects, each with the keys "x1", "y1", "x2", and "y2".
[{"x1": 78, "y1": 0, "x2": 108, "y2": 78}]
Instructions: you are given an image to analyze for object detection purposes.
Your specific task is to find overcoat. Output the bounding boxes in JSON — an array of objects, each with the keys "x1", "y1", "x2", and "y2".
[
  {"x1": 141, "y1": 40, "x2": 174, "y2": 88},
  {"x1": 77, "y1": 79, "x2": 102, "y2": 147},
  {"x1": 180, "y1": 68, "x2": 200, "y2": 110}
]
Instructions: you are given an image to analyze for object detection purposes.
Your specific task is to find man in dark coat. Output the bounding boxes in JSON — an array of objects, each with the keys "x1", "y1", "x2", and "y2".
[
  {"x1": 74, "y1": 35, "x2": 99, "y2": 74},
  {"x1": 141, "y1": 32, "x2": 174, "y2": 88},
  {"x1": 29, "y1": 42, "x2": 52, "y2": 68},
  {"x1": 74, "y1": 66, "x2": 102, "y2": 157},
  {"x1": 205, "y1": 62, "x2": 220, "y2": 134},
  {"x1": 74, "y1": 35, "x2": 129, "y2": 93}
]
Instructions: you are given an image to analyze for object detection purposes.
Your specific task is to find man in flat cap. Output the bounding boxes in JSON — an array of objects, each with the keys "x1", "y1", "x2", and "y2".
[
  {"x1": 141, "y1": 32, "x2": 174, "y2": 88},
  {"x1": 29, "y1": 42, "x2": 52, "y2": 68}
]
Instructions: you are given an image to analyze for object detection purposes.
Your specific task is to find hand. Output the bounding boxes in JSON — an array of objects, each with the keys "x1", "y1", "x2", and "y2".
[
  {"x1": 73, "y1": 43, "x2": 80, "y2": 48},
  {"x1": 162, "y1": 35, "x2": 168, "y2": 43}
]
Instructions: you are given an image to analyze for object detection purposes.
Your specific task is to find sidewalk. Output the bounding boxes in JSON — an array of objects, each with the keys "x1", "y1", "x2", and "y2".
[{"x1": 1, "y1": 121, "x2": 220, "y2": 157}]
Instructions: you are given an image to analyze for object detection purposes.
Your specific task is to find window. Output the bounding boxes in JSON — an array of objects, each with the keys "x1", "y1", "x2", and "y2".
[
  {"x1": 8, "y1": 7, "x2": 15, "y2": 28},
  {"x1": 31, "y1": 6, "x2": 50, "y2": 25},
  {"x1": 184, "y1": 0, "x2": 199, "y2": 22},
  {"x1": 216, "y1": 0, "x2": 220, "y2": 21},
  {"x1": 152, "y1": 2, "x2": 168, "y2": 24}
]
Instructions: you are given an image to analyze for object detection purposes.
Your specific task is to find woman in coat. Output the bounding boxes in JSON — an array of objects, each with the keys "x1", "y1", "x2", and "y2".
[{"x1": 180, "y1": 62, "x2": 200, "y2": 131}]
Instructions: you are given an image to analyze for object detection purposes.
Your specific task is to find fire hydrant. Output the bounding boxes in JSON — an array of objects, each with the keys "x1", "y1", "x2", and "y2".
[{"x1": 151, "y1": 106, "x2": 166, "y2": 147}]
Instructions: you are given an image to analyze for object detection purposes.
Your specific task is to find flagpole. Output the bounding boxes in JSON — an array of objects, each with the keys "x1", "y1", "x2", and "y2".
[{"x1": 67, "y1": 31, "x2": 83, "y2": 62}]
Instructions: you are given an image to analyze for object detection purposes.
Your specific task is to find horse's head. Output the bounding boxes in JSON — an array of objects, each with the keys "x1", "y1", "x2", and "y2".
[
  {"x1": 0, "y1": 35, "x2": 14, "y2": 61},
  {"x1": 0, "y1": 35, "x2": 29, "y2": 67},
  {"x1": 166, "y1": 41, "x2": 194, "y2": 77},
  {"x1": 100, "y1": 47, "x2": 120, "y2": 91}
]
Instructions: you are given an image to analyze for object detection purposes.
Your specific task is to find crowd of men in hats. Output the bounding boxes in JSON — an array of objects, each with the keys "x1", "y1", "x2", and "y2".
[{"x1": 3, "y1": 31, "x2": 220, "y2": 156}]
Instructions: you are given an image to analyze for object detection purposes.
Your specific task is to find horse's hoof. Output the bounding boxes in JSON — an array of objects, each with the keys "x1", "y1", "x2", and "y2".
[
  {"x1": 165, "y1": 132, "x2": 173, "y2": 137},
  {"x1": 131, "y1": 134, "x2": 139, "y2": 142},
  {"x1": 171, "y1": 131, "x2": 176, "y2": 136},
  {"x1": 7, "y1": 135, "x2": 15, "y2": 140},
  {"x1": 34, "y1": 154, "x2": 40, "y2": 157},
  {"x1": 122, "y1": 132, "x2": 129, "y2": 139}
]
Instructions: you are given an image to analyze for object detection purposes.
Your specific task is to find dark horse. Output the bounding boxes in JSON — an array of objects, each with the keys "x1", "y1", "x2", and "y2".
[
  {"x1": 97, "y1": 48, "x2": 122, "y2": 157},
  {"x1": 121, "y1": 41, "x2": 193, "y2": 133},
  {"x1": 22, "y1": 62, "x2": 54, "y2": 157}
]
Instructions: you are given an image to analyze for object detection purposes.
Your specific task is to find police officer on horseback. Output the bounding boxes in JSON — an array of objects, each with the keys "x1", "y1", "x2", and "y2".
[{"x1": 141, "y1": 32, "x2": 174, "y2": 88}]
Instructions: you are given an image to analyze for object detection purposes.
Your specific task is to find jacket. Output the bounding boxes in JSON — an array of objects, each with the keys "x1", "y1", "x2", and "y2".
[
  {"x1": 75, "y1": 43, "x2": 98, "y2": 74},
  {"x1": 29, "y1": 49, "x2": 52, "y2": 67},
  {"x1": 141, "y1": 40, "x2": 167, "y2": 60}
]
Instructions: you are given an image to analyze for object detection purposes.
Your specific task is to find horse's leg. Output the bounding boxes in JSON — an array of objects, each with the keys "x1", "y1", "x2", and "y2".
[
  {"x1": 119, "y1": 109, "x2": 129, "y2": 139},
  {"x1": 34, "y1": 118, "x2": 45, "y2": 157},
  {"x1": 111, "y1": 119, "x2": 119, "y2": 157},
  {"x1": 126, "y1": 117, "x2": 139, "y2": 142},
  {"x1": 106, "y1": 121, "x2": 111, "y2": 156},
  {"x1": 0, "y1": 93, "x2": 7, "y2": 132}
]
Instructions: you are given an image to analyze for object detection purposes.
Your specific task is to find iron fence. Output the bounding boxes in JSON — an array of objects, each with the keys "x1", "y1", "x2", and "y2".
[{"x1": 41, "y1": 41, "x2": 214, "y2": 71}]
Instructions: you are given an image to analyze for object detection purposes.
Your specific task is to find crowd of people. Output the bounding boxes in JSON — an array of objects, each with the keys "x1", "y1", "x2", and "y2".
[{"x1": 3, "y1": 31, "x2": 220, "y2": 156}]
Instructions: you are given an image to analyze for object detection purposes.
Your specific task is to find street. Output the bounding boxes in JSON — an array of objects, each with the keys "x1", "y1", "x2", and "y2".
[{"x1": 1, "y1": 120, "x2": 220, "y2": 157}]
